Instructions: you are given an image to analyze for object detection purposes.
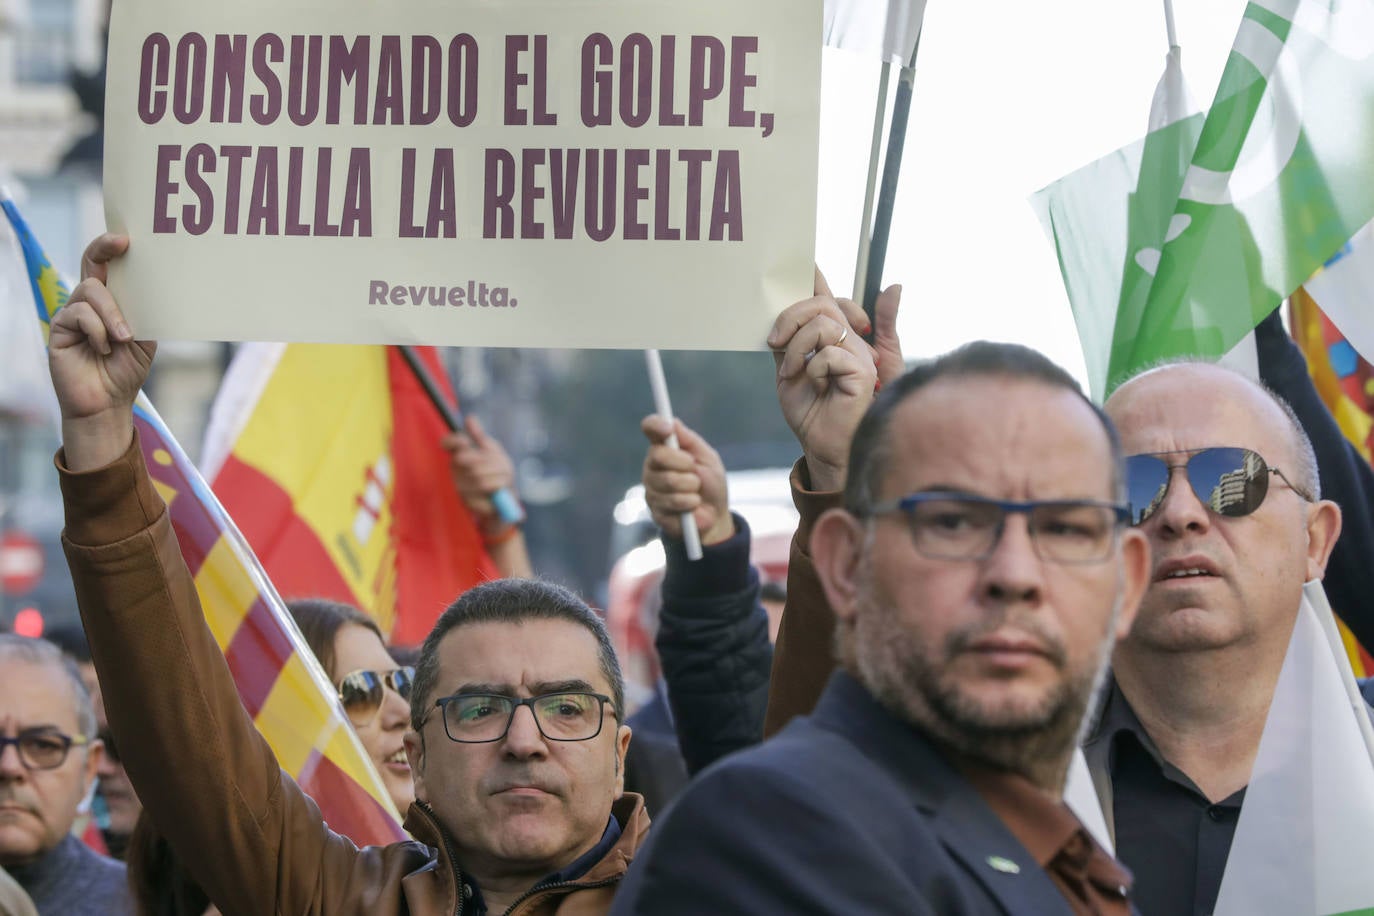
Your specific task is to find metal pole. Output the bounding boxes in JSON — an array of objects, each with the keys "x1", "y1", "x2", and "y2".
[
  {"x1": 860, "y1": 32, "x2": 922, "y2": 331},
  {"x1": 853, "y1": 61, "x2": 893, "y2": 302}
]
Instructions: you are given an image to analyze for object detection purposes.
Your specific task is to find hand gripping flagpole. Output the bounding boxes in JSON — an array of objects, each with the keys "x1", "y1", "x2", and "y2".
[
  {"x1": 644, "y1": 350, "x2": 702, "y2": 561},
  {"x1": 397, "y1": 345, "x2": 525, "y2": 526}
]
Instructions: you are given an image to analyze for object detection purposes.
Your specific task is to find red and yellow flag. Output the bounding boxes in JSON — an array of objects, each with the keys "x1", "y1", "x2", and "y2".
[
  {"x1": 1290, "y1": 287, "x2": 1374, "y2": 677},
  {"x1": 201, "y1": 344, "x2": 497, "y2": 646},
  {"x1": 1, "y1": 193, "x2": 406, "y2": 844}
]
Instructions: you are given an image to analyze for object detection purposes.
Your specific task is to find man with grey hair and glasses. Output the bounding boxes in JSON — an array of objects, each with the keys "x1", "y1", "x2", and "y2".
[
  {"x1": 0, "y1": 635, "x2": 132, "y2": 915},
  {"x1": 614, "y1": 340, "x2": 1151, "y2": 914}
]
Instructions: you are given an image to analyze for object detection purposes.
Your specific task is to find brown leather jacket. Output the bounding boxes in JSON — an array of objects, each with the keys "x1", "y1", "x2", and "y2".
[
  {"x1": 58, "y1": 436, "x2": 649, "y2": 916},
  {"x1": 762, "y1": 460, "x2": 843, "y2": 737}
]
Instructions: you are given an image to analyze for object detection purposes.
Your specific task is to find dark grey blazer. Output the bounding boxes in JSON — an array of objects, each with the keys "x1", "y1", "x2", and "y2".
[{"x1": 611, "y1": 671, "x2": 1096, "y2": 915}]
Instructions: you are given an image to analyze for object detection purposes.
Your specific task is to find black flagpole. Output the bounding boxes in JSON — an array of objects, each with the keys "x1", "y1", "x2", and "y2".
[
  {"x1": 397, "y1": 345, "x2": 524, "y2": 525},
  {"x1": 861, "y1": 32, "x2": 922, "y2": 334}
]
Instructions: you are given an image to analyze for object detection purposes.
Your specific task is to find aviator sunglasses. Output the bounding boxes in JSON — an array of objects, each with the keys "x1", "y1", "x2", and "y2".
[
  {"x1": 1124, "y1": 447, "x2": 1312, "y2": 526},
  {"x1": 338, "y1": 666, "x2": 415, "y2": 723}
]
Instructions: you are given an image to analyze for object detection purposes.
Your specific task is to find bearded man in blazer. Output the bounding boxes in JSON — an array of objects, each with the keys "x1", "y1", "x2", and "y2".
[{"x1": 613, "y1": 337, "x2": 1150, "y2": 915}]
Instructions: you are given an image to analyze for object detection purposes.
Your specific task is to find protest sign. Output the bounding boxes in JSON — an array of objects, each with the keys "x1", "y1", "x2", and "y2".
[{"x1": 103, "y1": 0, "x2": 821, "y2": 349}]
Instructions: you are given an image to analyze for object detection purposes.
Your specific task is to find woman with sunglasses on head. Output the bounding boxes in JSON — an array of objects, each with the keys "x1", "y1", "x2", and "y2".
[{"x1": 286, "y1": 598, "x2": 416, "y2": 817}]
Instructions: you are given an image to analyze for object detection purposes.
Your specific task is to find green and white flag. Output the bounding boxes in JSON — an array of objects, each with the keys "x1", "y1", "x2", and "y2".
[
  {"x1": 1213, "y1": 583, "x2": 1374, "y2": 916},
  {"x1": 1035, "y1": 0, "x2": 1374, "y2": 399}
]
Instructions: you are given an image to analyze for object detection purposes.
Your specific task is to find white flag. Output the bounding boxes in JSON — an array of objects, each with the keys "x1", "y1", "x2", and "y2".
[
  {"x1": 823, "y1": 0, "x2": 924, "y2": 64},
  {"x1": 1213, "y1": 583, "x2": 1374, "y2": 916},
  {"x1": 1064, "y1": 747, "x2": 1113, "y2": 855},
  {"x1": 0, "y1": 198, "x2": 58, "y2": 422},
  {"x1": 1305, "y1": 223, "x2": 1374, "y2": 363}
]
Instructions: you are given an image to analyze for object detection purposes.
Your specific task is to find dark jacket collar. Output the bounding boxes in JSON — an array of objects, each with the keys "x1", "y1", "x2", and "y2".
[{"x1": 809, "y1": 671, "x2": 1078, "y2": 916}]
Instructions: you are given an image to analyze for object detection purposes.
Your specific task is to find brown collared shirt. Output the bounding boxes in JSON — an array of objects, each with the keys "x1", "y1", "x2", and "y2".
[{"x1": 962, "y1": 762, "x2": 1134, "y2": 916}]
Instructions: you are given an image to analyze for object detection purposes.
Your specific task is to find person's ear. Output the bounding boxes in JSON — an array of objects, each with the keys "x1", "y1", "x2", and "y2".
[
  {"x1": 612, "y1": 724, "x2": 631, "y2": 799},
  {"x1": 1113, "y1": 527, "x2": 1151, "y2": 641},
  {"x1": 810, "y1": 508, "x2": 868, "y2": 626},
  {"x1": 1304, "y1": 499, "x2": 1342, "y2": 581},
  {"x1": 403, "y1": 730, "x2": 427, "y2": 802}
]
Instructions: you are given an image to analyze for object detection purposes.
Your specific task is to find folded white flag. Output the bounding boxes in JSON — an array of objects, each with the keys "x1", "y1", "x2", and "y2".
[
  {"x1": 823, "y1": 0, "x2": 924, "y2": 64},
  {"x1": 1214, "y1": 583, "x2": 1374, "y2": 916}
]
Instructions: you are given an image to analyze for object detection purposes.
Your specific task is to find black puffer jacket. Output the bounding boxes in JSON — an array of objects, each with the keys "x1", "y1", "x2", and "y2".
[{"x1": 624, "y1": 513, "x2": 772, "y2": 807}]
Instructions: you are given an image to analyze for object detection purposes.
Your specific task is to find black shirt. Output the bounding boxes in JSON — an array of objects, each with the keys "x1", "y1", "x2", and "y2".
[{"x1": 1097, "y1": 683, "x2": 1243, "y2": 916}]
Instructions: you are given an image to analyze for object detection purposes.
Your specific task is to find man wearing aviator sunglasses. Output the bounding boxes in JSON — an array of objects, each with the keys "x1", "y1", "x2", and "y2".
[{"x1": 1089, "y1": 363, "x2": 1343, "y2": 916}]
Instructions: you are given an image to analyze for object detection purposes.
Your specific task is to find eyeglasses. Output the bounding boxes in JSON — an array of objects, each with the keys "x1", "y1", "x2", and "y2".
[
  {"x1": 338, "y1": 666, "x2": 415, "y2": 723},
  {"x1": 0, "y1": 731, "x2": 90, "y2": 771},
  {"x1": 432, "y1": 692, "x2": 613, "y2": 744},
  {"x1": 1125, "y1": 447, "x2": 1313, "y2": 526},
  {"x1": 865, "y1": 493, "x2": 1130, "y2": 564}
]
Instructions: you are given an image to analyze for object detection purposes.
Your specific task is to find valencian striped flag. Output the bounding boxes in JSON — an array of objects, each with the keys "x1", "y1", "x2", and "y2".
[
  {"x1": 1290, "y1": 286, "x2": 1374, "y2": 678},
  {"x1": 1035, "y1": 0, "x2": 1374, "y2": 398},
  {"x1": 0, "y1": 193, "x2": 407, "y2": 845},
  {"x1": 199, "y1": 343, "x2": 498, "y2": 647}
]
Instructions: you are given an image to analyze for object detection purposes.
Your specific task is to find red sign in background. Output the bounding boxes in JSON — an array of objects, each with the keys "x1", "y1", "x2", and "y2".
[{"x1": 0, "y1": 530, "x2": 44, "y2": 595}]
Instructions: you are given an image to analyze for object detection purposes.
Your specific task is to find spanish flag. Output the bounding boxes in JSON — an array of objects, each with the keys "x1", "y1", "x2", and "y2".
[
  {"x1": 1, "y1": 192, "x2": 406, "y2": 844},
  {"x1": 201, "y1": 343, "x2": 498, "y2": 647}
]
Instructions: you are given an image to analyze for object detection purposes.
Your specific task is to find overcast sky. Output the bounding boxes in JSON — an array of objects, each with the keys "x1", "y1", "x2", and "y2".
[{"x1": 813, "y1": 0, "x2": 1251, "y2": 388}]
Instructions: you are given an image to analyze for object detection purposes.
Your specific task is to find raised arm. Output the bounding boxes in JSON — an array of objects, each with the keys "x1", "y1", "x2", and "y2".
[
  {"x1": 641, "y1": 415, "x2": 771, "y2": 771},
  {"x1": 53, "y1": 238, "x2": 408, "y2": 915},
  {"x1": 764, "y1": 276, "x2": 903, "y2": 734}
]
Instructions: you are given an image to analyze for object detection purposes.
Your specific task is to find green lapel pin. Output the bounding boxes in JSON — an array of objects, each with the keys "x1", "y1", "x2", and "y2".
[{"x1": 986, "y1": 856, "x2": 1021, "y2": 875}]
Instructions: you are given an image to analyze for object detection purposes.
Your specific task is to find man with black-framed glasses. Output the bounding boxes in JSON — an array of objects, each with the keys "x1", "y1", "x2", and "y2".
[
  {"x1": 0, "y1": 634, "x2": 132, "y2": 915},
  {"x1": 46, "y1": 235, "x2": 646, "y2": 916}
]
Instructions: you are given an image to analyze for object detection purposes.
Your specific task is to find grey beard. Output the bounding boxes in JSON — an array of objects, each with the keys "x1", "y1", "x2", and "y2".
[{"x1": 851, "y1": 599, "x2": 1119, "y2": 790}]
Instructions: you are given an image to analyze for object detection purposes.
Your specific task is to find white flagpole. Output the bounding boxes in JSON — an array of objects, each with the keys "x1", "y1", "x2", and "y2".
[
  {"x1": 644, "y1": 350, "x2": 703, "y2": 561},
  {"x1": 1162, "y1": 0, "x2": 1179, "y2": 49}
]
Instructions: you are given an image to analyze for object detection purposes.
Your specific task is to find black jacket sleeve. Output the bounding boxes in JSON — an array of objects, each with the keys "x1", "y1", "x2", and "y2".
[
  {"x1": 1256, "y1": 309, "x2": 1374, "y2": 649},
  {"x1": 655, "y1": 514, "x2": 773, "y2": 774}
]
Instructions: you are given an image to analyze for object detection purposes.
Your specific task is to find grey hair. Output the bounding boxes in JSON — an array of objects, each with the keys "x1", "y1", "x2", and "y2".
[{"x1": 0, "y1": 634, "x2": 97, "y2": 739}]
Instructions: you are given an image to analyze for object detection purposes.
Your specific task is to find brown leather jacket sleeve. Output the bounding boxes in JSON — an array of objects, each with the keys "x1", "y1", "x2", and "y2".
[
  {"x1": 58, "y1": 433, "x2": 423, "y2": 916},
  {"x1": 762, "y1": 460, "x2": 843, "y2": 736}
]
